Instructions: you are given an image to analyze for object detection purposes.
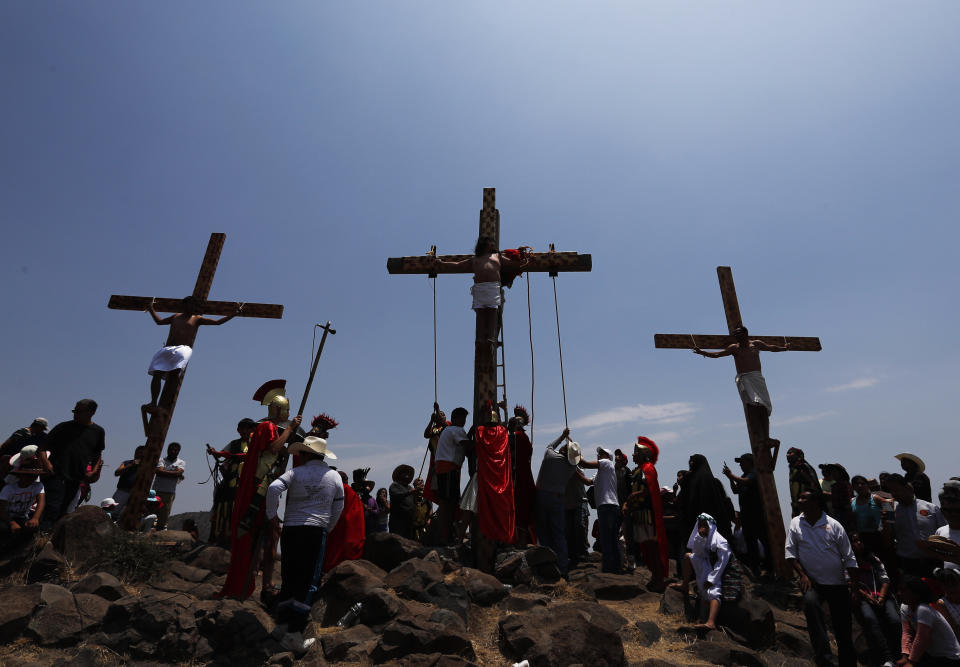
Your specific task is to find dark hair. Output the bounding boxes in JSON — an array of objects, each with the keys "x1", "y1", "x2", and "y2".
[
  {"x1": 885, "y1": 473, "x2": 908, "y2": 488},
  {"x1": 733, "y1": 325, "x2": 749, "y2": 336},
  {"x1": 75, "y1": 398, "x2": 98, "y2": 412},
  {"x1": 934, "y1": 567, "x2": 960, "y2": 588},
  {"x1": 901, "y1": 575, "x2": 940, "y2": 604},
  {"x1": 851, "y1": 475, "x2": 868, "y2": 485},
  {"x1": 237, "y1": 418, "x2": 256, "y2": 429},
  {"x1": 474, "y1": 236, "x2": 495, "y2": 256},
  {"x1": 451, "y1": 407, "x2": 468, "y2": 419}
]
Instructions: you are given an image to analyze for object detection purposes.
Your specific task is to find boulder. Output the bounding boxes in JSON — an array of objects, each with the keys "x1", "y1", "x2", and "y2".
[
  {"x1": 451, "y1": 567, "x2": 510, "y2": 606},
  {"x1": 634, "y1": 620, "x2": 663, "y2": 646},
  {"x1": 495, "y1": 546, "x2": 562, "y2": 584},
  {"x1": 715, "y1": 598, "x2": 776, "y2": 649},
  {"x1": 658, "y1": 586, "x2": 694, "y2": 619},
  {"x1": 51, "y1": 505, "x2": 117, "y2": 567},
  {"x1": 382, "y1": 654, "x2": 479, "y2": 666},
  {"x1": 0, "y1": 583, "x2": 73, "y2": 642},
  {"x1": 150, "y1": 573, "x2": 197, "y2": 594},
  {"x1": 166, "y1": 560, "x2": 211, "y2": 583},
  {"x1": 356, "y1": 587, "x2": 408, "y2": 629},
  {"x1": 26, "y1": 592, "x2": 82, "y2": 645},
  {"x1": 372, "y1": 614, "x2": 475, "y2": 662},
  {"x1": 317, "y1": 559, "x2": 388, "y2": 626},
  {"x1": 498, "y1": 601, "x2": 627, "y2": 666},
  {"x1": 145, "y1": 529, "x2": 195, "y2": 550},
  {"x1": 685, "y1": 637, "x2": 765, "y2": 667},
  {"x1": 384, "y1": 559, "x2": 470, "y2": 621},
  {"x1": 775, "y1": 624, "x2": 815, "y2": 659},
  {"x1": 496, "y1": 594, "x2": 550, "y2": 612},
  {"x1": 26, "y1": 541, "x2": 67, "y2": 583},
  {"x1": 189, "y1": 545, "x2": 232, "y2": 574},
  {"x1": 103, "y1": 590, "x2": 197, "y2": 639},
  {"x1": 427, "y1": 608, "x2": 467, "y2": 632},
  {"x1": 71, "y1": 572, "x2": 127, "y2": 601},
  {"x1": 575, "y1": 572, "x2": 648, "y2": 601},
  {"x1": 75, "y1": 592, "x2": 111, "y2": 630},
  {"x1": 363, "y1": 531, "x2": 431, "y2": 572},
  {"x1": 321, "y1": 624, "x2": 377, "y2": 661}
]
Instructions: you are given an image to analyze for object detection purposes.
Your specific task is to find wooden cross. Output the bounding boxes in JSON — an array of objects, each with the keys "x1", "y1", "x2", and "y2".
[
  {"x1": 387, "y1": 188, "x2": 591, "y2": 428},
  {"x1": 654, "y1": 266, "x2": 821, "y2": 577},
  {"x1": 107, "y1": 233, "x2": 284, "y2": 531}
]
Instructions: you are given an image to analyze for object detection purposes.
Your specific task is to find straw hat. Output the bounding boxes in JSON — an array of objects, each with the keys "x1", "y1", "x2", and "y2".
[
  {"x1": 566, "y1": 441, "x2": 582, "y2": 466},
  {"x1": 895, "y1": 453, "x2": 925, "y2": 473},
  {"x1": 288, "y1": 436, "x2": 337, "y2": 460},
  {"x1": 392, "y1": 464, "x2": 415, "y2": 484}
]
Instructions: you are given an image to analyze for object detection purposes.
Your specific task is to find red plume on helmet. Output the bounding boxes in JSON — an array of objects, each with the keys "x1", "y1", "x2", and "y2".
[
  {"x1": 636, "y1": 436, "x2": 659, "y2": 464},
  {"x1": 311, "y1": 413, "x2": 339, "y2": 431}
]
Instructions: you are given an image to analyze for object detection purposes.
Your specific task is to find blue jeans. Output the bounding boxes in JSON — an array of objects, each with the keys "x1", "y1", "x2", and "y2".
[
  {"x1": 597, "y1": 505, "x2": 622, "y2": 573},
  {"x1": 853, "y1": 597, "x2": 901, "y2": 664},
  {"x1": 535, "y1": 490, "x2": 567, "y2": 575}
]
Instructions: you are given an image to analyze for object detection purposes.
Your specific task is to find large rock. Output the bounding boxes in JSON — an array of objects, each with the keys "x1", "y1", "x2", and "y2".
[
  {"x1": 716, "y1": 598, "x2": 776, "y2": 649},
  {"x1": 575, "y1": 572, "x2": 649, "y2": 601},
  {"x1": 71, "y1": 572, "x2": 127, "y2": 601},
  {"x1": 166, "y1": 560, "x2": 211, "y2": 583},
  {"x1": 0, "y1": 583, "x2": 73, "y2": 642},
  {"x1": 633, "y1": 620, "x2": 663, "y2": 647},
  {"x1": 385, "y1": 559, "x2": 470, "y2": 621},
  {"x1": 51, "y1": 505, "x2": 117, "y2": 567},
  {"x1": 317, "y1": 559, "x2": 388, "y2": 626},
  {"x1": 775, "y1": 624, "x2": 816, "y2": 659},
  {"x1": 26, "y1": 593, "x2": 82, "y2": 645},
  {"x1": 371, "y1": 614, "x2": 475, "y2": 663},
  {"x1": 498, "y1": 601, "x2": 628, "y2": 666},
  {"x1": 686, "y1": 637, "x2": 765, "y2": 667},
  {"x1": 363, "y1": 532, "x2": 431, "y2": 572},
  {"x1": 75, "y1": 593, "x2": 111, "y2": 630},
  {"x1": 321, "y1": 624, "x2": 377, "y2": 661},
  {"x1": 658, "y1": 586, "x2": 695, "y2": 619},
  {"x1": 189, "y1": 546, "x2": 231, "y2": 574},
  {"x1": 450, "y1": 567, "x2": 510, "y2": 606},
  {"x1": 26, "y1": 541, "x2": 67, "y2": 583},
  {"x1": 495, "y1": 546, "x2": 562, "y2": 584},
  {"x1": 356, "y1": 587, "x2": 408, "y2": 629}
]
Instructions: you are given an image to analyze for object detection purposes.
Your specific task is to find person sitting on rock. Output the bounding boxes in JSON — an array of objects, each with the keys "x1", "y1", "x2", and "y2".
[
  {"x1": 899, "y1": 575, "x2": 960, "y2": 665},
  {"x1": 0, "y1": 447, "x2": 46, "y2": 550},
  {"x1": 670, "y1": 513, "x2": 737, "y2": 630}
]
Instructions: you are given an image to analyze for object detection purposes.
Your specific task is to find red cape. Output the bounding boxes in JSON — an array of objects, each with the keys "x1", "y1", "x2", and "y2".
[
  {"x1": 642, "y1": 461, "x2": 669, "y2": 574},
  {"x1": 323, "y1": 483, "x2": 365, "y2": 573},
  {"x1": 511, "y1": 430, "x2": 537, "y2": 543},
  {"x1": 219, "y1": 420, "x2": 278, "y2": 599},
  {"x1": 476, "y1": 424, "x2": 515, "y2": 543}
]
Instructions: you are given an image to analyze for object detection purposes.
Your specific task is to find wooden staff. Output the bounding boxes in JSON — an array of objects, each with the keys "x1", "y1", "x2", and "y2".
[{"x1": 295, "y1": 321, "x2": 336, "y2": 420}]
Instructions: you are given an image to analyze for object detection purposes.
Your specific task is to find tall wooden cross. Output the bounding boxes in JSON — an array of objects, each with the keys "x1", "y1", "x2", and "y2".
[
  {"x1": 654, "y1": 266, "x2": 821, "y2": 577},
  {"x1": 387, "y1": 188, "x2": 591, "y2": 428},
  {"x1": 107, "y1": 233, "x2": 284, "y2": 531}
]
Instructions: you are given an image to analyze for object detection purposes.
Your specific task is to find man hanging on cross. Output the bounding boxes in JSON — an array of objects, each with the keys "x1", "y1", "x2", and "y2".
[
  {"x1": 692, "y1": 325, "x2": 788, "y2": 463},
  {"x1": 143, "y1": 296, "x2": 243, "y2": 415}
]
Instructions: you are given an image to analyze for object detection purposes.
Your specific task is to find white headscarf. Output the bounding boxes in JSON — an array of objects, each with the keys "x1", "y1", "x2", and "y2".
[{"x1": 686, "y1": 513, "x2": 732, "y2": 599}]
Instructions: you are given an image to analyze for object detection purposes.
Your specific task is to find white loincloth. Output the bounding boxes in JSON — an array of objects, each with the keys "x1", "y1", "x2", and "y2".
[
  {"x1": 735, "y1": 371, "x2": 772, "y2": 415},
  {"x1": 148, "y1": 345, "x2": 193, "y2": 375},
  {"x1": 471, "y1": 282, "x2": 502, "y2": 309},
  {"x1": 459, "y1": 473, "x2": 479, "y2": 513}
]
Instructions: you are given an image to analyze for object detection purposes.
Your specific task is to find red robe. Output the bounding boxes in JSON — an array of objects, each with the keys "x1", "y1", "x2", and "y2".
[
  {"x1": 219, "y1": 420, "x2": 279, "y2": 599},
  {"x1": 510, "y1": 430, "x2": 537, "y2": 543},
  {"x1": 475, "y1": 424, "x2": 515, "y2": 543},
  {"x1": 642, "y1": 461, "x2": 669, "y2": 574},
  {"x1": 323, "y1": 483, "x2": 365, "y2": 572}
]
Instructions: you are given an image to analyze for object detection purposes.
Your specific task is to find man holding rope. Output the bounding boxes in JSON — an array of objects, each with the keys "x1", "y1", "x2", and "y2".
[{"x1": 434, "y1": 406, "x2": 469, "y2": 546}]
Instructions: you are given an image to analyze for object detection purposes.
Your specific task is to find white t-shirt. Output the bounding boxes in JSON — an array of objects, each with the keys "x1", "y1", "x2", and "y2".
[
  {"x1": 902, "y1": 603, "x2": 960, "y2": 659},
  {"x1": 265, "y1": 459, "x2": 345, "y2": 528},
  {"x1": 0, "y1": 481, "x2": 44, "y2": 518},
  {"x1": 595, "y1": 458, "x2": 619, "y2": 507},
  {"x1": 153, "y1": 457, "x2": 186, "y2": 494},
  {"x1": 936, "y1": 524, "x2": 960, "y2": 571},
  {"x1": 436, "y1": 425, "x2": 468, "y2": 466}
]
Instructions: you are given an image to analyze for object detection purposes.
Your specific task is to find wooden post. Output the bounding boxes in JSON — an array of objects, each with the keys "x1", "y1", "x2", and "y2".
[
  {"x1": 107, "y1": 233, "x2": 284, "y2": 531},
  {"x1": 654, "y1": 266, "x2": 821, "y2": 578}
]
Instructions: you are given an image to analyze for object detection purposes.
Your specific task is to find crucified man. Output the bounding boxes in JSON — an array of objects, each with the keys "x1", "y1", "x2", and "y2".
[
  {"x1": 143, "y1": 296, "x2": 242, "y2": 415},
  {"x1": 692, "y1": 325, "x2": 789, "y2": 465}
]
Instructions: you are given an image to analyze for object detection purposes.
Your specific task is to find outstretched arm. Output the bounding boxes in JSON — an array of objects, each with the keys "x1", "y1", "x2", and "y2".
[
  {"x1": 692, "y1": 343, "x2": 738, "y2": 359},
  {"x1": 198, "y1": 303, "x2": 243, "y2": 326},
  {"x1": 753, "y1": 339, "x2": 790, "y2": 352},
  {"x1": 575, "y1": 469, "x2": 594, "y2": 486},
  {"x1": 146, "y1": 300, "x2": 174, "y2": 325},
  {"x1": 434, "y1": 257, "x2": 473, "y2": 271}
]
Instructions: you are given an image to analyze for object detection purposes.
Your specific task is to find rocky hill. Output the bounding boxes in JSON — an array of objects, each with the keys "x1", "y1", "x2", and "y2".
[{"x1": 0, "y1": 506, "x2": 852, "y2": 666}]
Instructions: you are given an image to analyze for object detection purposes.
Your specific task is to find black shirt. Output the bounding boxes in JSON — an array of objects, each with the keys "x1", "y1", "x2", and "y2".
[
  {"x1": 0, "y1": 428, "x2": 47, "y2": 458},
  {"x1": 46, "y1": 421, "x2": 105, "y2": 481}
]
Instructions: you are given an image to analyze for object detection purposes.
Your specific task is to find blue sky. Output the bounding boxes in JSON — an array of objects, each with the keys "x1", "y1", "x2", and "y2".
[{"x1": 2, "y1": 2, "x2": 958, "y2": 521}]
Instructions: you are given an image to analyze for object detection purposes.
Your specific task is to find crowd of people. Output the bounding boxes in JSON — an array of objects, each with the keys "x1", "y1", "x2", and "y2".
[{"x1": 1, "y1": 394, "x2": 959, "y2": 667}]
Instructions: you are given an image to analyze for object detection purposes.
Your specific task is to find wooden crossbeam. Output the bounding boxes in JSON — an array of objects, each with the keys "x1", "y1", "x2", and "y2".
[
  {"x1": 108, "y1": 296, "x2": 283, "y2": 319},
  {"x1": 387, "y1": 251, "x2": 591, "y2": 275},
  {"x1": 654, "y1": 334, "x2": 821, "y2": 351}
]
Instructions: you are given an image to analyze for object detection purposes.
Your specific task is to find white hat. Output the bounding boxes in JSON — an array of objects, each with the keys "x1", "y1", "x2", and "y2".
[
  {"x1": 288, "y1": 436, "x2": 337, "y2": 460},
  {"x1": 9, "y1": 445, "x2": 40, "y2": 469},
  {"x1": 598, "y1": 447, "x2": 613, "y2": 459},
  {"x1": 566, "y1": 441, "x2": 582, "y2": 466},
  {"x1": 32, "y1": 418, "x2": 49, "y2": 430},
  {"x1": 100, "y1": 498, "x2": 119, "y2": 509}
]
